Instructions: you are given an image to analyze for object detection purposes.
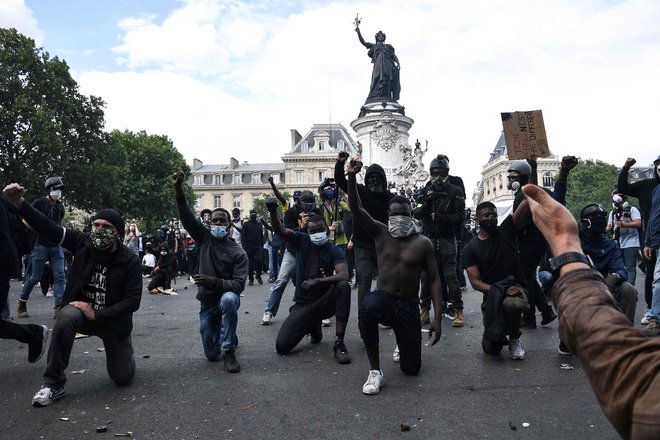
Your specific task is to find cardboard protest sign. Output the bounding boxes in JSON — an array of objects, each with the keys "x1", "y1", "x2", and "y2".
[{"x1": 500, "y1": 110, "x2": 550, "y2": 160}]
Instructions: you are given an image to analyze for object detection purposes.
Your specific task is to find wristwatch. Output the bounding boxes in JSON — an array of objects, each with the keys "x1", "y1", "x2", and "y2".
[{"x1": 549, "y1": 252, "x2": 593, "y2": 277}]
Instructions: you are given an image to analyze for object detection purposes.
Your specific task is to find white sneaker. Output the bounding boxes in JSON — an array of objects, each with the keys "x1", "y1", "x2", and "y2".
[
  {"x1": 32, "y1": 386, "x2": 65, "y2": 407},
  {"x1": 509, "y1": 337, "x2": 525, "y2": 360},
  {"x1": 261, "y1": 311, "x2": 273, "y2": 325},
  {"x1": 362, "y1": 370, "x2": 384, "y2": 395},
  {"x1": 321, "y1": 319, "x2": 331, "y2": 327},
  {"x1": 641, "y1": 311, "x2": 652, "y2": 325},
  {"x1": 45, "y1": 289, "x2": 54, "y2": 298},
  {"x1": 392, "y1": 346, "x2": 400, "y2": 362}
]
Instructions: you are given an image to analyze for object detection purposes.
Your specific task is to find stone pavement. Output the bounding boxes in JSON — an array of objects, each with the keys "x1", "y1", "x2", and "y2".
[{"x1": 1, "y1": 273, "x2": 639, "y2": 439}]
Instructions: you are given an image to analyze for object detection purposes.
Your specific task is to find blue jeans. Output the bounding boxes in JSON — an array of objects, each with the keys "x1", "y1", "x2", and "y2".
[
  {"x1": 20, "y1": 244, "x2": 65, "y2": 305},
  {"x1": 199, "y1": 292, "x2": 240, "y2": 361},
  {"x1": 621, "y1": 247, "x2": 639, "y2": 286},
  {"x1": 650, "y1": 248, "x2": 660, "y2": 320},
  {"x1": 265, "y1": 250, "x2": 296, "y2": 316}
]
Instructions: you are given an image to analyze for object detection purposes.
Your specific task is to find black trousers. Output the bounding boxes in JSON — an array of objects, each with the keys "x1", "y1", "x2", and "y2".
[
  {"x1": 275, "y1": 281, "x2": 351, "y2": 354},
  {"x1": 45, "y1": 305, "x2": 135, "y2": 388},
  {"x1": 354, "y1": 246, "x2": 378, "y2": 310},
  {"x1": 359, "y1": 290, "x2": 421, "y2": 375},
  {"x1": 0, "y1": 316, "x2": 42, "y2": 343},
  {"x1": 244, "y1": 246, "x2": 263, "y2": 281}
]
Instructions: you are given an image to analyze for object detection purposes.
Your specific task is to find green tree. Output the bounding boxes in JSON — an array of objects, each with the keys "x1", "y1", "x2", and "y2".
[
  {"x1": 0, "y1": 28, "x2": 107, "y2": 209},
  {"x1": 251, "y1": 192, "x2": 292, "y2": 221},
  {"x1": 565, "y1": 158, "x2": 619, "y2": 218},
  {"x1": 106, "y1": 129, "x2": 193, "y2": 231}
]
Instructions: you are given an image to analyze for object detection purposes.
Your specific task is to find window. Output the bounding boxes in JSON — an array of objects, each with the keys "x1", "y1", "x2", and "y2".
[
  {"x1": 213, "y1": 175, "x2": 222, "y2": 185},
  {"x1": 213, "y1": 195, "x2": 222, "y2": 208},
  {"x1": 271, "y1": 174, "x2": 280, "y2": 184},
  {"x1": 233, "y1": 195, "x2": 241, "y2": 208},
  {"x1": 252, "y1": 193, "x2": 260, "y2": 204},
  {"x1": 542, "y1": 171, "x2": 553, "y2": 188},
  {"x1": 251, "y1": 173, "x2": 260, "y2": 184},
  {"x1": 195, "y1": 195, "x2": 203, "y2": 210},
  {"x1": 194, "y1": 174, "x2": 204, "y2": 185},
  {"x1": 318, "y1": 141, "x2": 325, "y2": 151},
  {"x1": 295, "y1": 170, "x2": 303, "y2": 184},
  {"x1": 337, "y1": 140, "x2": 344, "y2": 150},
  {"x1": 301, "y1": 142, "x2": 309, "y2": 152},
  {"x1": 233, "y1": 174, "x2": 242, "y2": 184},
  {"x1": 318, "y1": 170, "x2": 326, "y2": 182}
]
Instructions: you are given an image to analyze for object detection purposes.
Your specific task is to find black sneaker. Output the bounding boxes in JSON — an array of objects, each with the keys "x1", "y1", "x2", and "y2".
[
  {"x1": 520, "y1": 314, "x2": 537, "y2": 329},
  {"x1": 333, "y1": 341, "x2": 352, "y2": 364},
  {"x1": 541, "y1": 310, "x2": 557, "y2": 326},
  {"x1": 28, "y1": 325, "x2": 49, "y2": 363},
  {"x1": 248, "y1": 280, "x2": 254, "y2": 286},
  {"x1": 256, "y1": 277, "x2": 263, "y2": 285},
  {"x1": 32, "y1": 385, "x2": 65, "y2": 407},
  {"x1": 223, "y1": 351, "x2": 241, "y2": 373},
  {"x1": 558, "y1": 340, "x2": 572, "y2": 356}
]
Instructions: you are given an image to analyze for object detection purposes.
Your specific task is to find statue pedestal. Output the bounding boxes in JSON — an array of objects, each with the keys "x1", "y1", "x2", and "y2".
[{"x1": 350, "y1": 101, "x2": 414, "y2": 187}]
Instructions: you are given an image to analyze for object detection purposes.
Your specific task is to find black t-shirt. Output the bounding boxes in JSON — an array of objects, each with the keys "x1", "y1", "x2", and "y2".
[
  {"x1": 79, "y1": 264, "x2": 108, "y2": 310},
  {"x1": 461, "y1": 217, "x2": 526, "y2": 287},
  {"x1": 32, "y1": 196, "x2": 64, "y2": 247}
]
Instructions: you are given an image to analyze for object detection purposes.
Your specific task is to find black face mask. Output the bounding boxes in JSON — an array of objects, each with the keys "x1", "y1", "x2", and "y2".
[
  {"x1": 479, "y1": 218, "x2": 498, "y2": 234},
  {"x1": 250, "y1": 213, "x2": 257, "y2": 220},
  {"x1": 366, "y1": 175, "x2": 383, "y2": 193}
]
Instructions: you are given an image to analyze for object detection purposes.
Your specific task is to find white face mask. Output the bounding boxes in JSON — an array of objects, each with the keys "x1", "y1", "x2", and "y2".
[{"x1": 50, "y1": 189, "x2": 62, "y2": 201}]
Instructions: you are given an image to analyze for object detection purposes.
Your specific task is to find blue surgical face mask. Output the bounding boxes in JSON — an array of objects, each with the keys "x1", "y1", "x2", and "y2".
[
  {"x1": 323, "y1": 188, "x2": 335, "y2": 199},
  {"x1": 211, "y1": 225, "x2": 228, "y2": 240},
  {"x1": 309, "y1": 231, "x2": 328, "y2": 246}
]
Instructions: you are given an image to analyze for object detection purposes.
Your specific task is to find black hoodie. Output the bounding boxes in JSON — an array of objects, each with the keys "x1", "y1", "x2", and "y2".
[{"x1": 335, "y1": 161, "x2": 393, "y2": 248}]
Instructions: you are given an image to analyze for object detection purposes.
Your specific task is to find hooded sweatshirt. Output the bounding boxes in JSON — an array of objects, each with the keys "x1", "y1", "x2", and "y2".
[{"x1": 335, "y1": 161, "x2": 393, "y2": 248}]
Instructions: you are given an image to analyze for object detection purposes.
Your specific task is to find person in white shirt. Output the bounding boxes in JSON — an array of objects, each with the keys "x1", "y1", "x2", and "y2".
[
  {"x1": 606, "y1": 190, "x2": 642, "y2": 285},
  {"x1": 141, "y1": 251, "x2": 156, "y2": 277}
]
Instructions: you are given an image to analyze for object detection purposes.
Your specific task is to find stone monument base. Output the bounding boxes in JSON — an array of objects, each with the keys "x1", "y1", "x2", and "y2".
[{"x1": 351, "y1": 101, "x2": 414, "y2": 188}]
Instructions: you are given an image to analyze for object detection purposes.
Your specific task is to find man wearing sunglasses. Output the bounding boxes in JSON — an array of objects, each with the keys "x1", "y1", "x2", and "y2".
[{"x1": 579, "y1": 204, "x2": 637, "y2": 323}]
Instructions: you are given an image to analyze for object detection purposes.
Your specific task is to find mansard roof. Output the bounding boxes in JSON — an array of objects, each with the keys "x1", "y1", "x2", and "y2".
[
  {"x1": 487, "y1": 132, "x2": 507, "y2": 164},
  {"x1": 289, "y1": 123, "x2": 359, "y2": 154}
]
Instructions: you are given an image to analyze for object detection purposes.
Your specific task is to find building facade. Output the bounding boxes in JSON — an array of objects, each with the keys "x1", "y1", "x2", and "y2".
[
  {"x1": 472, "y1": 132, "x2": 561, "y2": 210},
  {"x1": 190, "y1": 123, "x2": 359, "y2": 216}
]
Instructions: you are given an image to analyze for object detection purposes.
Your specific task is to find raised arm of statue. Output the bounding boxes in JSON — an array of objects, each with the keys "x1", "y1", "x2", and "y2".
[{"x1": 356, "y1": 27, "x2": 371, "y2": 48}]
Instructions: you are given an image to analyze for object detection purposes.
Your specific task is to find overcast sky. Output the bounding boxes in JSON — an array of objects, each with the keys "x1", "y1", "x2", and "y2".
[{"x1": 3, "y1": 0, "x2": 660, "y2": 198}]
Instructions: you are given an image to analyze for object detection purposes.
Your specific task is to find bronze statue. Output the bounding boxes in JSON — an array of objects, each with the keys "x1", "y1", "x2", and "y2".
[{"x1": 355, "y1": 16, "x2": 400, "y2": 103}]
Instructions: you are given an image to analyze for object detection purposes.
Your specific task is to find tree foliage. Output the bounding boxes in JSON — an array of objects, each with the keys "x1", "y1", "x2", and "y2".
[
  {"x1": 251, "y1": 192, "x2": 292, "y2": 222},
  {"x1": 565, "y1": 158, "x2": 619, "y2": 218},
  {"x1": 105, "y1": 130, "x2": 193, "y2": 231},
  {"x1": 0, "y1": 28, "x2": 106, "y2": 210}
]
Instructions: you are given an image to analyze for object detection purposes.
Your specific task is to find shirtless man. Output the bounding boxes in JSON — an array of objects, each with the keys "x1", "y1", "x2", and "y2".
[{"x1": 346, "y1": 159, "x2": 442, "y2": 395}]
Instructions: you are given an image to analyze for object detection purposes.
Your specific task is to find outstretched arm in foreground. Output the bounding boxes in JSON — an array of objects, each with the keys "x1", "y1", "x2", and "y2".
[{"x1": 523, "y1": 184, "x2": 660, "y2": 440}]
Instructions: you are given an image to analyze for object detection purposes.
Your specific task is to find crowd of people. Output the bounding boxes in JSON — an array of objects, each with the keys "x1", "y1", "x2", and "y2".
[{"x1": 1, "y1": 153, "x2": 659, "y2": 438}]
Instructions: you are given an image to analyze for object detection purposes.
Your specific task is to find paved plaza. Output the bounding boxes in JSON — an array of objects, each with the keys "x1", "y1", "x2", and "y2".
[{"x1": 2, "y1": 274, "x2": 638, "y2": 439}]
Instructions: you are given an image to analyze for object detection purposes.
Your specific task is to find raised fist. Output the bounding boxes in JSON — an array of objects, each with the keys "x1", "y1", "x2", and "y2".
[
  {"x1": 338, "y1": 151, "x2": 350, "y2": 162},
  {"x1": 624, "y1": 158, "x2": 636, "y2": 168},
  {"x1": 560, "y1": 156, "x2": 578, "y2": 171}
]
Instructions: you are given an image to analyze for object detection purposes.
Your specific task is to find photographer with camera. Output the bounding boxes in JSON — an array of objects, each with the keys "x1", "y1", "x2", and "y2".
[
  {"x1": 318, "y1": 177, "x2": 349, "y2": 253},
  {"x1": 607, "y1": 189, "x2": 642, "y2": 286},
  {"x1": 414, "y1": 155, "x2": 466, "y2": 327}
]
